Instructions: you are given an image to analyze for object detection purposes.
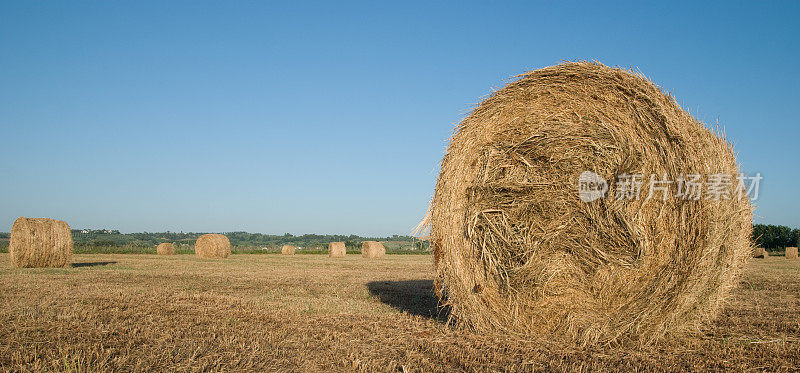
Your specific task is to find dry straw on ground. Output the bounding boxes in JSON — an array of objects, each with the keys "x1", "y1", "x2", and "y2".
[
  {"x1": 281, "y1": 245, "x2": 296, "y2": 255},
  {"x1": 328, "y1": 242, "x2": 346, "y2": 258},
  {"x1": 786, "y1": 247, "x2": 798, "y2": 259},
  {"x1": 361, "y1": 241, "x2": 386, "y2": 259},
  {"x1": 195, "y1": 234, "x2": 231, "y2": 259},
  {"x1": 156, "y1": 243, "x2": 175, "y2": 255},
  {"x1": 9, "y1": 217, "x2": 73, "y2": 268},
  {"x1": 428, "y1": 62, "x2": 753, "y2": 345}
]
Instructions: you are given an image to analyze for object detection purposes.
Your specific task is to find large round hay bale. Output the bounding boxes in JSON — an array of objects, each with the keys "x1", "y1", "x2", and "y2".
[
  {"x1": 9, "y1": 217, "x2": 73, "y2": 268},
  {"x1": 430, "y1": 62, "x2": 753, "y2": 344},
  {"x1": 328, "y1": 242, "x2": 346, "y2": 258},
  {"x1": 156, "y1": 242, "x2": 175, "y2": 255},
  {"x1": 753, "y1": 246, "x2": 767, "y2": 258},
  {"x1": 361, "y1": 241, "x2": 385, "y2": 258},
  {"x1": 194, "y1": 234, "x2": 231, "y2": 259},
  {"x1": 786, "y1": 247, "x2": 798, "y2": 259},
  {"x1": 281, "y1": 245, "x2": 296, "y2": 255}
]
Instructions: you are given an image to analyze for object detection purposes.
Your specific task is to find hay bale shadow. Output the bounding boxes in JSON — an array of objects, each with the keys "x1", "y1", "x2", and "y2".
[
  {"x1": 71, "y1": 261, "x2": 117, "y2": 268},
  {"x1": 366, "y1": 280, "x2": 449, "y2": 322}
]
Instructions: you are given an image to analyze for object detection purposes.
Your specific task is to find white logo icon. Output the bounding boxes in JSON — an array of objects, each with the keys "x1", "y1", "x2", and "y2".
[{"x1": 578, "y1": 171, "x2": 608, "y2": 202}]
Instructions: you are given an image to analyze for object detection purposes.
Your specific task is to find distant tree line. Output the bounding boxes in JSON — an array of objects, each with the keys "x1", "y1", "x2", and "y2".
[
  {"x1": 753, "y1": 224, "x2": 800, "y2": 250},
  {"x1": 71, "y1": 229, "x2": 120, "y2": 235},
  {"x1": 1, "y1": 225, "x2": 795, "y2": 252},
  {"x1": 57, "y1": 230, "x2": 426, "y2": 251}
]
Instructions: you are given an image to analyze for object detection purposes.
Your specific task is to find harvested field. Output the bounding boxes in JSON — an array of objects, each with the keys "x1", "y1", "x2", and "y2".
[{"x1": 1, "y1": 254, "x2": 799, "y2": 371}]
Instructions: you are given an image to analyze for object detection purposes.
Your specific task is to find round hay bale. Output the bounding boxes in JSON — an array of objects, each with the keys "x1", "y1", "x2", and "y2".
[
  {"x1": 786, "y1": 247, "x2": 798, "y2": 259},
  {"x1": 281, "y1": 245, "x2": 296, "y2": 255},
  {"x1": 430, "y1": 62, "x2": 753, "y2": 344},
  {"x1": 328, "y1": 242, "x2": 346, "y2": 258},
  {"x1": 753, "y1": 246, "x2": 766, "y2": 258},
  {"x1": 156, "y1": 242, "x2": 175, "y2": 255},
  {"x1": 361, "y1": 241, "x2": 385, "y2": 258},
  {"x1": 194, "y1": 234, "x2": 231, "y2": 259},
  {"x1": 9, "y1": 217, "x2": 73, "y2": 268}
]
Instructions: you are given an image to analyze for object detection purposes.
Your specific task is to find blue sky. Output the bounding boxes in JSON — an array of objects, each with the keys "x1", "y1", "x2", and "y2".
[{"x1": 1, "y1": 1, "x2": 798, "y2": 235}]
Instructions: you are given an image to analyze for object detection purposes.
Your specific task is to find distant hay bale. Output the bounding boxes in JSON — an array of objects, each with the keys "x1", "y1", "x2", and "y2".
[
  {"x1": 281, "y1": 245, "x2": 296, "y2": 255},
  {"x1": 787, "y1": 247, "x2": 798, "y2": 259},
  {"x1": 194, "y1": 234, "x2": 231, "y2": 259},
  {"x1": 157, "y1": 243, "x2": 175, "y2": 255},
  {"x1": 429, "y1": 62, "x2": 753, "y2": 344},
  {"x1": 328, "y1": 242, "x2": 346, "y2": 258},
  {"x1": 9, "y1": 217, "x2": 73, "y2": 268},
  {"x1": 753, "y1": 247, "x2": 766, "y2": 258},
  {"x1": 361, "y1": 241, "x2": 385, "y2": 258}
]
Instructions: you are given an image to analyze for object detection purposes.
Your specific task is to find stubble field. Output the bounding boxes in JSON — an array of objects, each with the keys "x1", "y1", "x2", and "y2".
[{"x1": 1, "y1": 253, "x2": 799, "y2": 371}]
